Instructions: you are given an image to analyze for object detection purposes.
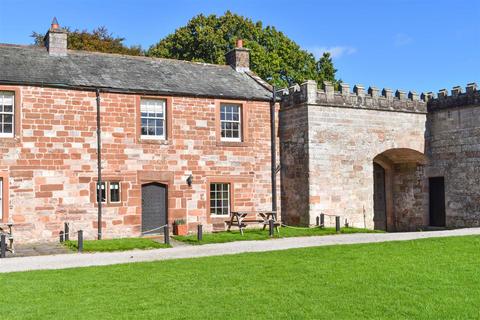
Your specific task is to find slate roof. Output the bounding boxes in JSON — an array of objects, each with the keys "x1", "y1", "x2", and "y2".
[{"x1": 0, "y1": 44, "x2": 273, "y2": 101}]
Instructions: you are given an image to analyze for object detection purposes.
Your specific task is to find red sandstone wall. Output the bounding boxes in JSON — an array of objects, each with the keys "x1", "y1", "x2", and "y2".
[{"x1": 0, "y1": 85, "x2": 277, "y2": 243}]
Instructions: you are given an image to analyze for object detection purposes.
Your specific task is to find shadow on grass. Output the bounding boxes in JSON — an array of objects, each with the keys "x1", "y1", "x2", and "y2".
[
  {"x1": 174, "y1": 227, "x2": 382, "y2": 245},
  {"x1": 64, "y1": 237, "x2": 171, "y2": 252}
]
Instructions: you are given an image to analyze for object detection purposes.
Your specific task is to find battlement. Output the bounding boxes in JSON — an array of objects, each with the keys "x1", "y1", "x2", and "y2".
[
  {"x1": 427, "y1": 83, "x2": 479, "y2": 111},
  {"x1": 279, "y1": 80, "x2": 427, "y2": 114}
]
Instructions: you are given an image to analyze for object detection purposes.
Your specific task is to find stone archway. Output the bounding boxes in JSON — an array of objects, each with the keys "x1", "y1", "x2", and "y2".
[{"x1": 373, "y1": 148, "x2": 427, "y2": 231}]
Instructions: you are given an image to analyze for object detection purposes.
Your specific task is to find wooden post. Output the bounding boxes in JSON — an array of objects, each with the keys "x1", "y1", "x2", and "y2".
[
  {"x1": 164, "y1": 225, "x2": 170, "y2": 245},
  {"x1": 197, "y1": 224, "x2": 203, "y2": 241},
  {"x1": 335, "y1": 216, "x2": 341, "y2": 233},
  {"x1": 78, "y1": 230, "x2": 83, "y2": 253},
  {"x1": 0, "y1": 234, "x2": 6, "y2": 258},
  {"x1": 316, "y1": 216, "x2": 320, "y2": 227},
  {"x1": 59, "y1": 231, "x2": 64, "y2": 243},
  {"x1": 64, "y1": 222, "x2": 69, "y2": 241}
]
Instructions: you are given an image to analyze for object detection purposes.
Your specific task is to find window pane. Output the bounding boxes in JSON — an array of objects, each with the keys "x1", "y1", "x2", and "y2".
[
  {"x1": 0, "y1": 92, "x2": 14, "y2": 137},
  {"x1": 110, "y1": 182, "x2": 120, "y2": 202},
  {"x1": 97, "y1": 182, "x2": 106, "y2": 203},
  {"x1": 141, "y1": 99, "x2": 166, "y2": 137},
  {"x1": 3, "y1": 124, "x2": 12, "y2": 133},
  {"x1": 220, "y1": 104, "x2": 241, "y2": 141},
  {"x1": 210, "y1": 183, "x2": 230, "y2": 215}
]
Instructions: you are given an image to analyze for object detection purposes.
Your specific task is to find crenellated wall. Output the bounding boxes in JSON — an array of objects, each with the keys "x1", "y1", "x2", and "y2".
[
  {"x1": 426, "y1": 82, "x2": 480, "y2": 227},
  {"x1": 280, "y1": 80, "x2": 428, "y2": 230}
]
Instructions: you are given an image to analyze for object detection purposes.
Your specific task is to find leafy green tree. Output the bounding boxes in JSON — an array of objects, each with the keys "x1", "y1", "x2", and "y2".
[
  {"x1": 31, "y1": 26, "x2": 143, "y2": 56},
  {"x1": 316, "y1": 52, "x2": 341, "y2": 88},
  {"x1": 147, "y1": 11, "x2": 338, "y2": 88}
]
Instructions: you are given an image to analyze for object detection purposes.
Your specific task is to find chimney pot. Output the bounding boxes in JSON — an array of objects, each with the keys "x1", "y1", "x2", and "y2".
[
  {"x1": 44, "y1": 17, "x2": 68, "y2": 56},
  {"x1": 51, "y1": 17, "x2": 60, "y2": 30},
  {"x1": 236, "y1": 39, "x2": 243, "y2": 48}
]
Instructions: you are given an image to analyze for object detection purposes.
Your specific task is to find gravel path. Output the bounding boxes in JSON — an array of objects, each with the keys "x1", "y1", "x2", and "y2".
[{"x1": 2, "y1": 227, "x2": 480, "y2": 273}]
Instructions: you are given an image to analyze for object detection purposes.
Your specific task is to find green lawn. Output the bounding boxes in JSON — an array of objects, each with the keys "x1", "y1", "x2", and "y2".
[
  {"x1": 174, "y1": 226, "x2": 381, "y2": 244},
  {"x1": 64, "y1": 237, "x2": 170, "y2": 252},
  {"x1": 3, "y1": 235, "x2": 480, "y2": 319}
]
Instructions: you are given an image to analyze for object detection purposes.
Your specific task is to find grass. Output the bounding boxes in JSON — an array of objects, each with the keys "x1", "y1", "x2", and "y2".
[
  {"x1": 3, "y1": 235, "x2": 480, "y2": 319},
  {"x1": 64, "y1": 237, "x2": 170, "y2": 252},
  {"x1": 174, "y1": 226, "x2": 381, "y2": 244}
]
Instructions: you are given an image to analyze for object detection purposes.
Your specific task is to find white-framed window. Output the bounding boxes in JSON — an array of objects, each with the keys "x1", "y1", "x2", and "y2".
[
  {"x1": 210, "y1": 183, "x2": 230, "y2": 216},
  {"x1": 109, "y1": 182, "x2": 121, "y2": 203},
  {"x1": 141, "y1": 99, "x2": 166, "y2": 139},
  {"x1": 0, "y1": 92, "x2": 14, "y2": 137},
  {"x1": 96, "y1": 182, "x2": 106, "y2": 203},
  {"x1": 220, "y1": 104, "x2": 241, "y2": 141},
  {"x1": 96, "y1": 181, "x2": 122, "y2": 204}
]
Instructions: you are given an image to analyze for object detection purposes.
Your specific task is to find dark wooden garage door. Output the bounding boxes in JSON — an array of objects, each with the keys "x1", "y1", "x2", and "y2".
[{"x1": 141, "y1": 183, "x2": 167, "y2": 234}]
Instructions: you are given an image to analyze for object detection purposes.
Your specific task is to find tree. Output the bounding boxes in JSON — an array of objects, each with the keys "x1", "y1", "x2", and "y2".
[
  {"x1": 316, "y1": 52, "x2": 341, "y2": 88},
  {"x1": 31, "y1": 26, "x2": 143, "y2": 56},
  {"x1": 147, "y1": 11, "x2": 339, "y2": 88}
]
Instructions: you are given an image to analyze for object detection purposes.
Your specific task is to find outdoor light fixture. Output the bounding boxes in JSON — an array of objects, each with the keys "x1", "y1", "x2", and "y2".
[{"x1": 186, "y1": 174, "x2": 193, "y2": 187}]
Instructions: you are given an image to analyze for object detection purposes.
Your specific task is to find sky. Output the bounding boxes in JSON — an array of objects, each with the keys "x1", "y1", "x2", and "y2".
[{"x1": 0, "y1": 0, "x2": 478, "y2": 93}]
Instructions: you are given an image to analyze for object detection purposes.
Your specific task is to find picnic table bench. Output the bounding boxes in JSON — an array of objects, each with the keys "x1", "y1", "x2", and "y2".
[
  {"x1": 0, "y1": 222, "x2": 14, "y2": 256},
  {"x1": 226, "y1": 211, "x2": 280, "y2": 235}
]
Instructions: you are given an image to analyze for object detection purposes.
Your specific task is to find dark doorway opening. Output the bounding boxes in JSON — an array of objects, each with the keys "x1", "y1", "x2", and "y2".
[
  {"x1": 373, "y1": 163, "x2": 387, "y2": 231},
  {"x1": 141, "y1": 183, "x2": 167, "y2": 234},
  {"x1": 429, "y1": 177, "x2": 446, "y2": 227}
]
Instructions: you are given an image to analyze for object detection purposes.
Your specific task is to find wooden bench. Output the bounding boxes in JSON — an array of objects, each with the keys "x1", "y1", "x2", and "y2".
[{"x1": 226, "y1": 211, "x2": 280, "y2": 235}]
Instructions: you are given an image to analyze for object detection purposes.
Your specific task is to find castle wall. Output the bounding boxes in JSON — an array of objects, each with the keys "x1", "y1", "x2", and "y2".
[
  {"x1": 426, "y1": 85, "x2": 480, "y2": 227},
  {"x1": 280, "y1": 80, "x2": 427, "y2": 230},
  {"x1": 279, "y1": 105, "x2": 309, "y2": 225}
]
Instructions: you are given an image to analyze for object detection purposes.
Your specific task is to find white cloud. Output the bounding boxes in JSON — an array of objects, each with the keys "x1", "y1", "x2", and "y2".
[
  {"x1": 394, "y1": 33, "x2": 413, "y2": 47},
  {"x1": 308, "y1": 46, "x2": 357, "y2": 59}
]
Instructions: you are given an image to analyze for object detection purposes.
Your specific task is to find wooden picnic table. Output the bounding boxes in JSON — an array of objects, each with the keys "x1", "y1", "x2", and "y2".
[{"x1": 226, "y1": 211, "x2": 280, "y2": 235}]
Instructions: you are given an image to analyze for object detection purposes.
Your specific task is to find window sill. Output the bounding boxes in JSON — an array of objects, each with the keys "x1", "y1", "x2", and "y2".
[
  {"x1": 94, "y1": 202, "x2": 123, "y2": 208},
  {"x1": 216, "y1": 141, "x2": 250, "y2": 148},
  {"x1": 210, "y1": 215, "x2": 230, "y2": 219},
  {"x1": 139, "y1": 137, "x2": 170, "y2": 145}
]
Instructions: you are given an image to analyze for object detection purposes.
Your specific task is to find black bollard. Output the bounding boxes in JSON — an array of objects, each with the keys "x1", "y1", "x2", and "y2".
[
  {"x1": 316, "y1": 216, "x2": 320, "y2": 227},
  {"x1": 0, "y1": 234, "x2": 5, "y2": 258},
  {"x1": 78, "y1": 230, "x2": 83, "y2": 253},
  {"x1": 320, "y1": 214, "x2": 325, "y2": 228},
  {"x1": 64, "y1": 222, "x2": 69, "y2": 241},
  {"x1": 335, "y1": 216, "x2": 341, "y2": 233},
  {"x1": 197, "y1": 224, "x2": 203, "y2": 241},
  {"x1": 59, "y1": 231, "x2": 64, "y2": 243},
  {"x1": 269, "y1": 219, "x2": 274, "y2": 237},
  {"x1": 164, "y1": 225, "x2": 170, "y2": 245}
]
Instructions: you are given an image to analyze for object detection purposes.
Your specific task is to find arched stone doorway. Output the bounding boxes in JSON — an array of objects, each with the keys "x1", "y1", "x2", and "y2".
[{"x1": 373, "y1": 148, "x2": 427, "y2": 231}]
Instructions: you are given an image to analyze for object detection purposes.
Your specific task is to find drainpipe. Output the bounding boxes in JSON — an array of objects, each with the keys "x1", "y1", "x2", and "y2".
[
  {"x1": 271, "y1": 87, "x2": 277, "y2": 216},
  {"x1": 96, "y1": 88, "x2": 102, "y2": 240}
]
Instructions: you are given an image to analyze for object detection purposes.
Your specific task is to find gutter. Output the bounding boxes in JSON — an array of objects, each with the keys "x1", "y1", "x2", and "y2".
[
  {"x1": 96, "y1": 88, "x2": 102, "y2": 240},
  {"x1": 270, "y1": 87, "x2": 277, "y2": 215},
  {"x1": 0, "y1": 80, "x2": 273, "y2": 102}
]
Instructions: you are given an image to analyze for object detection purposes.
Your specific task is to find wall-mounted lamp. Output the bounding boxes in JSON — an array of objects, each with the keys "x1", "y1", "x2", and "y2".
[{"x1": 186, "y1": 174, "x2": 193, "y2": 187}]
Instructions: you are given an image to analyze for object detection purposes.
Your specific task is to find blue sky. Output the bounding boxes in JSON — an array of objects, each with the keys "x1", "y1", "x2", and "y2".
[{"x1": 0, "y1": 0, "x2": 478, "y2": 93}]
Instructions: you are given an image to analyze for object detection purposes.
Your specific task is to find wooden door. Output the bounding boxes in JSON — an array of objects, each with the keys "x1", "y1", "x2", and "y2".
[
  {"x1": 373, "y1": 163, "x2": 387, "y2": 231},
  {"x1": 141, "y1": 183, "x2": 167, "y2": 234}
]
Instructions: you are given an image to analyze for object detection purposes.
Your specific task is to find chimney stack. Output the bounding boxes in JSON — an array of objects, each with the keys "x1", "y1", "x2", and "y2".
[
  {"x1": 225, "y1": 39, "x2": 250, "y2": 72},
  {"x1": 44, "y1": 17, "x2": 68, "y2": 56}
]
